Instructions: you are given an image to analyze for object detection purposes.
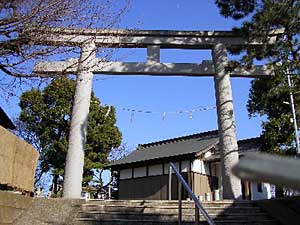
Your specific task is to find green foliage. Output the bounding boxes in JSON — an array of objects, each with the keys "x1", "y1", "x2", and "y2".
[
  {"x1": 19, "y1": 77, "x2": 122, "y2": 191},
  {"x1": 247, "y1": 68, "x2": 300, "y2": 154},
  {"x1": 216, "y1": 0, "x2": 300, "y2": 154},
  {"x1": 215, "y1": 0, "x2": 256, "y2": 20}
]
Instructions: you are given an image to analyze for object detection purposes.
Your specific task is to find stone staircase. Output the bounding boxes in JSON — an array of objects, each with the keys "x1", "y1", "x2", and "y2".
[{"x1": 75, "y1": 200, "x2": 281, "y2": 225}]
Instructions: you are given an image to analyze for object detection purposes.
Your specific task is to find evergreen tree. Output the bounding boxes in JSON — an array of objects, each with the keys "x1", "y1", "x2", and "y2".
[
  {"x1": 215, "y1": 0, "x2": 300, "y2": 154},
  {"x1": 19, "y1": 77, "x2": 122, "y2": 194}
]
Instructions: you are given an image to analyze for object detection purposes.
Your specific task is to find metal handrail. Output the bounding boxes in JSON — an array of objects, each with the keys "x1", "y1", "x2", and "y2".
[{"x1": 169, "y1": 162, "x2": 215, "y2": 225}]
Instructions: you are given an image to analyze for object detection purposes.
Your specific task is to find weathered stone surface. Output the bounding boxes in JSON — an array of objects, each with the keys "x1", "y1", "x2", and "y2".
[
  {"x1": 0, "y1": 191, "x2": 34, "y2": 224},
  {"x1": 26, "y1": 27, "x2": 281, "y2": 48},
  {"x1": 212, "y1": 43, "x2": 241, "y2": 200},
  {"x1": 63, "y1": 41, "x2": 96, "y2": 199},
  {"x1": 34, "y1": 60, "x2": 273, "y2": 78},
  {"x1": 0, "y1": 126, "x2": 39, "y2": 192}
]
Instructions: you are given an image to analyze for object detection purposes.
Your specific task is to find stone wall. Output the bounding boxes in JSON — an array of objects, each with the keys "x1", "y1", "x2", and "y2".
[
  {"x1": 0, "y1": 125, "x2": 39, "y2": 192},
  {"x1": 0, "y1": 191, "x2": 83, "y2": 225},
  {"x1": 0, "y1": 191, "x2": 34, "y2": 224}
]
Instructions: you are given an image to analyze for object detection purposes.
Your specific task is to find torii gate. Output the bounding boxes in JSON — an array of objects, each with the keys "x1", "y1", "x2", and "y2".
[{"x1": 30, "y1": 28, "x2": 277, "y2": 199}]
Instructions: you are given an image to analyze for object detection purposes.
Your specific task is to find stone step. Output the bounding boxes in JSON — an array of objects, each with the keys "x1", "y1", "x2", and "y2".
[
  {"x1": 78, "y1": 211, "x2": 271, "y2": 221},
  {"x1": 87, "y1": 200, "x2": 255, "y2": 208},
  {"x1": 82, "y1": 204, "x2": 263, "y2": 213},
  {"x1": 75, "y1": 218, "x2": 280, "y2": 225},
  {"x1": 88, "y1": 200, "x2": 242, "y2": 204},
  {"x1": 76, "y1": 200, "x2": 280, "y2": 225},
  {"x1": 81, "y1": 207, "x2": 264, "y2": 215},
  {"x1": 83, "y1": 203, "x2": 256, "y2": 210}
]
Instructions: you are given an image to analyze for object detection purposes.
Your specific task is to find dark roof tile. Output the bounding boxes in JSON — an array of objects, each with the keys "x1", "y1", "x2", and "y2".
[
  {"x1": 109, "y1": 130, "x2": 219, "y2": 167},
  {"x1": 108, "y1": 131, "x2": 262, "y2": 168}
]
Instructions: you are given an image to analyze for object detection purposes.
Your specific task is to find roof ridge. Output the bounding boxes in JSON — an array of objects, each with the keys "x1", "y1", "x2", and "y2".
[
  {"x1": 139, "y1": 130, "x2": 219, "y2": 149},
  {"x1": 237, "y1": 136, "x2": 262, "y2": 143}
]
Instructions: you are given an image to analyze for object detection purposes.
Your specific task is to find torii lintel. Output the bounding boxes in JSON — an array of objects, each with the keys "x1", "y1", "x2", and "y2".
[
  {"x1": 25, "y1": 27, "x2": 282, "y2": 49},
  {"x1": 34, "y1": 59, "x2": 273, "y2": 78}
]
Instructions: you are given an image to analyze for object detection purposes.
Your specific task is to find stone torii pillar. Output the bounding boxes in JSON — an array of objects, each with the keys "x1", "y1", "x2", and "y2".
[
  {"x1": 63, "y1": 41, "x2": 96, "y2": 198},
  {"x1": 213, "y1": 43, "x2": 241, "y2": 199}
]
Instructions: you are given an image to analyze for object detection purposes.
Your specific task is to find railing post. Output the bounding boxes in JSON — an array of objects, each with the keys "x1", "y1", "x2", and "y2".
[
  {"x1": 169, "y1": 162, "x2": 215, "y2": 225},
  {"x1": 178, "y1": 179, "x2": 182, "y2": 225},
  {"x1": 195, "y1": 201, "x2": 199, "y2": 225}
]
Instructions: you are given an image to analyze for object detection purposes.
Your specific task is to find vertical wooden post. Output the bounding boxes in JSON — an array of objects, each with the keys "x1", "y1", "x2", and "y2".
[
  {"x1": 169, "y1": 165, "x2": 172, "y2": 200},
  {"x1": 244, "y1": 180, "x2": 250, "y2": 200},
  {"x1": 187, "y1": 161, "x2": 192, "y2": 199},
  {"x1": 63, "y1": 41, "x2": 96, "y2": 199},
  {"x1": 195, "y1": 204, "x2": 199, "y2": 225},
  {"x1": 178, "y1": 179, "x2": 182, "y2": 225},
  {"x1": 212, "y1": 43, "x2": 242, "y2": 200},
  {"x1": 117, "y1": 170, "x2": 120, "y2": 200}
]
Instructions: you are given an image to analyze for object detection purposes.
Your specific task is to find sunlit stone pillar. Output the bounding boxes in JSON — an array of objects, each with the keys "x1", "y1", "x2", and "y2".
[
  {"x1": 147, "y1": 45, "x2": 160, "y2": 63},
  {"x1": 63, "y1": 41, "x2": 96, "y2": 198},
  {"x1": 212, "y1": 43, "x2": 242, "y2": 200}
]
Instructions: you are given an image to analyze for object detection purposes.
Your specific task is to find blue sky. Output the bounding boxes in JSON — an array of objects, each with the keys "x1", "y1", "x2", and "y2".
[{"x1": 1, "y1": 0, "x2": 264, "y2": 151}]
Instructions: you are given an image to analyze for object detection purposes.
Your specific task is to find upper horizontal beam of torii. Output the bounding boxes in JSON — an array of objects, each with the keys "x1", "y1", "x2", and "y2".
[{"x1": 24, "y1": 27, "x2": 282, "y2": 49}]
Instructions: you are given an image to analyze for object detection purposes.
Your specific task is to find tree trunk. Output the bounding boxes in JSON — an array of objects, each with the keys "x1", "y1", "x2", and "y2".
[
  {"x1": 212, "y1": 43, "x2": 242, "y2": 200},
  {"x1": 63, "y1": 41, "x2": 96, "y2": 199}
]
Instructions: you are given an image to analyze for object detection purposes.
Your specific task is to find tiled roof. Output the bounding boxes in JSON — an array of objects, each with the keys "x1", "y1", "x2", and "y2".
[
  {"x1": 108, "y1": 130, "x2": 219, "y2": 168},
  {"x1": 204, "y1": 137, "x2": 263, "y2": 162},
  {"x1": 108, "y1": 130, "x2": 262, "y2": 168}
]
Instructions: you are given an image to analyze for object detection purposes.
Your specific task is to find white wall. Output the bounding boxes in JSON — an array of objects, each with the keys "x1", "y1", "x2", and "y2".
[
  {"x1": 251, "y1": 182, "x2": 274, "y2": 200},
  {"x1": 181, "y1": 160, "x2": 189, "y2": 172},
  {"x1": 119, "y1": 160, "x2": 192, "y2": 180},
  {"x1": 149, "y1": 164, "x2": 163, "y2": 176},
  {"x1": 133, "y1": 166, "x2": 147, "y2": 178},
  {"x1": 119, "y1": 168, "x2": 132, "y2": 180},
  {"x1": 192, "y1": 159, "x2": 210, "y2": 175},
  {"x1": 164, "y1": 162, "x2": 179, "y2": 174}
]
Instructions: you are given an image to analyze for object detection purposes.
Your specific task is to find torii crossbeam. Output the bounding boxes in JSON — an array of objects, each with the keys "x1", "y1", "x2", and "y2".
[{"x1": 28, "y1": 28, "x2": 278, "y2": 199}]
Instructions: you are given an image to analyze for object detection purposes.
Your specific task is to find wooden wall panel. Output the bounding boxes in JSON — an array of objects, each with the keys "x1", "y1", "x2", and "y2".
[
  {"x1": 118, "y1": 173, "x2": 191, "y2": 200},
  {"x1": 193, "y1": 172, "x2": 218, "y2": 199}
]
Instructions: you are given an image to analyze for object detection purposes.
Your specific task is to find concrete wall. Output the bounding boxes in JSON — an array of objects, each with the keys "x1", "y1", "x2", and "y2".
[{"x1": 0, "y1": 125, "x2": 39, "y2": 192}]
